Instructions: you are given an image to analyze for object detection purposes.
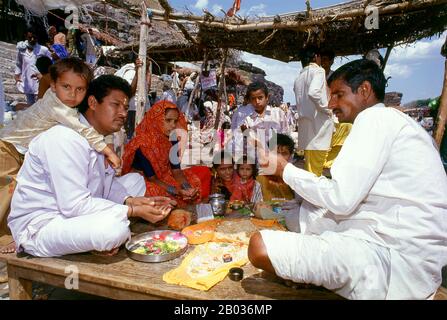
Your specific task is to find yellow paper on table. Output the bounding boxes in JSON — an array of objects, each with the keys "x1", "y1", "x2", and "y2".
[{"x1": 163, "y1": 242, "x2": 248, "y2": 291}]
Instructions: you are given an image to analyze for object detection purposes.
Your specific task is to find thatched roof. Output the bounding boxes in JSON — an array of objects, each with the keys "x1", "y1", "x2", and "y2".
[
  {"x1": 142, "y1": 0, "x2": 447, "y2": 62},
  {"x1": 112, "y1": 0, "x2": 214, "y2": 62}
]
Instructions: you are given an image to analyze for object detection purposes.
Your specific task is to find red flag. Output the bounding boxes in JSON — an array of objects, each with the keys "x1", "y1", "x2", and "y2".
[{"x1": 227, "y1": 0, "x2": 241, "y2": 17}]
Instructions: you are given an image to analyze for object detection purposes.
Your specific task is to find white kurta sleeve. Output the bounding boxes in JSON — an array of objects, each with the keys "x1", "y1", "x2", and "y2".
[
  {"x1": 107, "y1": 172, "x2": 145, "y2": 204},
  {"x1": 282, "y1": 108, "x2": 401, "y2": 215},
  {"x1": 38, "y1": 126, "x2": 128, "y2": 218},
  {"x1": 15, "y1": 51, "x2": 22, "y2": 75},
  {"x1": 43, "y1": 47, "x2": 52, "y2": 59},
  {"x1": 308, "y1": 69, "x2": 329, "y2": 114}
]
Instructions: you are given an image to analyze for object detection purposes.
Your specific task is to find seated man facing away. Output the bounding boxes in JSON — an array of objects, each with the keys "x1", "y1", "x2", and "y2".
[
  {"x1": 248, "y1": 59, "x2": 447, "y2": 299},
  {"x1": 8, "y1": 75, "x2": 175, "y2": 257}
]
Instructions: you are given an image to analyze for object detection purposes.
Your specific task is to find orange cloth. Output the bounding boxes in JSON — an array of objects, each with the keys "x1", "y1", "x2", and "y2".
[
  {"x1": 188, "y1": 166, "x2": 211, "y2": 199},
  {"x1": 230, "y1": 175, "x2": 255, "y2": 202},
  {"x1": 122, "y1": 101, "x2": 202, "y2": 207}
]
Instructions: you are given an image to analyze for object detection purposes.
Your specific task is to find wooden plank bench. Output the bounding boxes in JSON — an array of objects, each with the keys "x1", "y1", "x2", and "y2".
[
  {"x1": 0, "y1": 248, "x2": 343, "y2": 300},
  {"x1": 1, "y1": 234, "x2": 446, "y2": 300}
]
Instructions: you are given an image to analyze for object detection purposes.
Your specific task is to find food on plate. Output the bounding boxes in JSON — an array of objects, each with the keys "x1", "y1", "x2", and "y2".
[
  {"x1": 163, "y1": 241, "x2": 249, "y2": 291},
  {"x1": 181, "y1": 218, "x2": 286, "y2": 245},
  {"x1": 186, "y1": 242, "x2": 248, "y2": 279},
  {"x1": 168, "y1": 209, "x2": 192, "y2": 230},
  {"x1": 130, "y1": 231, "x2": 186, "y2": 256},
  {"x1": 213, "y1": 220, "x2": 258, "y2": 245},
  {"x1": 229, "y1": 200, "x2": 244, "y2": 210},
  {"x1": 181, "y1": 220, "x2": 219, "y2": 244}
]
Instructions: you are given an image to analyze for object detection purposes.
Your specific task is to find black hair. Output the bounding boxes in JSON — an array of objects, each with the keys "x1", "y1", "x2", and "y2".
[
  {"x1": 320, "y1": 48, "x2": 335, "y2": 60},
  {"x1": 221, "y1": 121, "x2": 231, "y2": 130},
  {"x1": 299, "y1": 46, "x2": 320, "y2": 67},
  {"x1": 328, "y1": 59, "x2": 387, "y2": 102},
  {"x1": 35, "y1": 56, "x2": 53, "y2": 74},
  {"x1": 269, "y1": 133, "x2": 295, "y2": 154},
  {"x1": 212, "y1": 151, "x2": 234, "y2": 168},
  {"x1": 78, "y1": 75, "x2": 132, "y2": 113},
  {"x1": 246, "y1": 81, "x2": 269, "y2": 99},
  {"x1": 25, "y1": 27, "x2": 37, "y2": 36}
]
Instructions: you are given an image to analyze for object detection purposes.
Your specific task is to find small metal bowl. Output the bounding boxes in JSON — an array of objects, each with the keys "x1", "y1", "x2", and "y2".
[
  {"x1": 125, "y1": 230, "x2": 188, "y2": 263},
  {"x1": 228, "y1": 267, "x2": 244, "y2": 281},
  {"x1": 230, "y1": 201, "x2": 244, "y2": 210}
]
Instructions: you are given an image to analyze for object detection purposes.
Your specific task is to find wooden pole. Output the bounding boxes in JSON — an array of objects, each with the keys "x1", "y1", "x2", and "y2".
[
  {"x1": 214, "y1": 48, "x2": 229, "y2": 130},
  {"x1": 382, "y1": 46, "x2": 393, "y2": 71},
  {"x1": 185, "y1": 74, "x2": 200, "y2": 121},
  {"x1": 135, "y1": 1, "x2": 151, "y2": 126},
  {"x1": 148, "y1": 0, "x2": 447, "y2": 32},
  {"x1": 185, "y1": 50, "x2": 208, "y2": 121},
  {"x1": 433, "y1": 37, "x2": 447, "y2": 147}
]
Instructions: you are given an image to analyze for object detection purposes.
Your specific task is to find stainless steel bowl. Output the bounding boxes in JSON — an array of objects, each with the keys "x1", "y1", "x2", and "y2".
[{"x1": 125, "y1": 230, "x2": 188, "y2": 263}]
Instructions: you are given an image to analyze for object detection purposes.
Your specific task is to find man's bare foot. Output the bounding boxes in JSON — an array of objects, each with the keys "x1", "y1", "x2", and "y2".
[
  {"x1": 91, "y1": 247, "x2": 120, "y2": 256},
  {"x1": 0, "y1": 241, "x2": 16, "y2": 254}
]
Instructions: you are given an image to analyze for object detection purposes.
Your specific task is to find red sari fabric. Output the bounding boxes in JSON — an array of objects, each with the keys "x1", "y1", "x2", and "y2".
[
  {"x1": 230, "y1": 175, "x2": 255, "y2": 202},
  {"x1": 122, "y1": 101, "x2": 205, "y2": 207}
]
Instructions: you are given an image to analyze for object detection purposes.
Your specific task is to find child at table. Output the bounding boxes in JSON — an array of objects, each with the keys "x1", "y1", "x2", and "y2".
[{"x1": 231, "y1": 156, "x2": 263, "y2": 203}]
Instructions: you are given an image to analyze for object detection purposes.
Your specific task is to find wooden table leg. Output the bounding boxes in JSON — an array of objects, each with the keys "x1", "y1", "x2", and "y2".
[{"x1": 7, "y1": 264, "x2": 32, "y2": 300}]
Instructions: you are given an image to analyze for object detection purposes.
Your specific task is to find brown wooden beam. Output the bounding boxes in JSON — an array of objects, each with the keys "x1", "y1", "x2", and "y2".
[{"x1": 433, "y1": 37, "x2": 447, "y2": 147}]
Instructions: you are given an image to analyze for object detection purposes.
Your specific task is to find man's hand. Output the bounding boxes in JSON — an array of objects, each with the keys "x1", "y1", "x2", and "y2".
[
  {"x1": 133, "y1": 205, "x2": 170, "y2": 224},
  {"x1": 14, "y1": 74, "x2": 22, "y2": 83},
  {"x1": 127, "y1": 196, "x2": 176, "y2": 223},
  {"x1": 135, "y1": 58, "x2": 143, "y2": 69}
]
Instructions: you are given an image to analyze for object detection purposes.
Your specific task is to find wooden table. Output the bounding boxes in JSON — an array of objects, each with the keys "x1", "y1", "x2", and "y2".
[
  {"x1": 0, "y1": 247, "x2": 343, "y2": 300},
  {"x1": 1, "y1": 231, "x2": 446, "y2": 300}
]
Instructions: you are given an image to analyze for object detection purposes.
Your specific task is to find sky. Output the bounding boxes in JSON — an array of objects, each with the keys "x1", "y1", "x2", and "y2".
[{"x1": 168, "y1": 0, "x2": 447, "y2": 104}]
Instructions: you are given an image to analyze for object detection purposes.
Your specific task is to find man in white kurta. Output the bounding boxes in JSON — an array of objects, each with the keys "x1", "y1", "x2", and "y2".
[
  {"x1": 15, "y1": 31, "x2": 52, "y2": 105},
  {"x1": 294, "y1": 48, "x2": 334, "y2": 176},
  {"x1": 8, "y1": 75, "x2": 174, "y2": 257},
  {"x1": 248, "y1": 59, "x2": 447, "y2": 299}
]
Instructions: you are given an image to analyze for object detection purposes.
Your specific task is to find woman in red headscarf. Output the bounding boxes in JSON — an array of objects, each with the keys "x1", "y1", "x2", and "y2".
[{"x1": 122, "y1": 101, "x2": 211, "y2": 207}]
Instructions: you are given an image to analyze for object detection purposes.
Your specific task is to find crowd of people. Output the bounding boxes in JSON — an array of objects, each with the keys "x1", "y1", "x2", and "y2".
[{"x1": 0, "y1": 26, "x2": 446, "y2": 300}]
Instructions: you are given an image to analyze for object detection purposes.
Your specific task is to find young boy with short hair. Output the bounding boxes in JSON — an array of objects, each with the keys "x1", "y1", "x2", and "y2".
[{"x1": 0, "y1": 57, "x2": 120, "y2": 250}]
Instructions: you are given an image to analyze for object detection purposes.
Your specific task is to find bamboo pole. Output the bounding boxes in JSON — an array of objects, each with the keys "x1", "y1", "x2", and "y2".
[
  {"x1": 148, "y1": 0, "x2": 447, "y2": 32},
  {"x1": 433, "y1": 38, "x2": 447, "y2": 147},
  {"x1": 382, "y1": 46, "x2": 393, "y2": 71},
  {"x1": 184, "y1": 50, "x2": 208, "y2": 121},
  {"x1": 135, "y1": 1, "x2": 150, "y2": 126},
  {"x1": 185, "y1": 74, "x2": 200, "y2": 121}
]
